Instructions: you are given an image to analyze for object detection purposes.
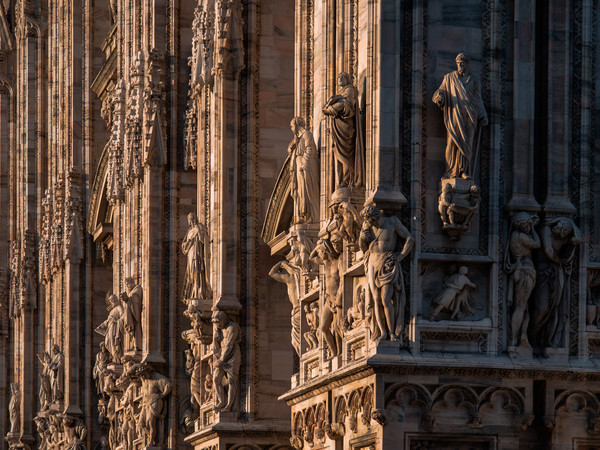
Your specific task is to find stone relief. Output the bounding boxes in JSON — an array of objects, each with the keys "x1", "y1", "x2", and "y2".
[
  {"x1": 212, "y1": 310, "x2": 241, "y2": 412},
  {"x1": 429, "y1": 266, "x2": 478, "y2": 321},
  {"x1": 359, "y1": 205, "x2": 414, "y2": 342},
  {"x1": 345, "y1": 285, "x2": 366, "y2": 331},
  {"x1": 182, "y1": 212, "x2": 212, "y2": 301},
  {"x1": 303, "y1": 302, "x2": 319, "y2": 351},
  {"x1": 505, "y1": 212, "x2": 540, "y2": 348},
  {"x1": 323, "y1": 72, "x2": 364, "y2": 190},
  {"x1": 530, "y1": 217, "x2": 582, "y2": 351},
  {"x1": 433, "y1": 53, "x2": 487, "y2": 240},
  {"x1": 287, "y1": 117, "x2": 320, "y2": 224}
]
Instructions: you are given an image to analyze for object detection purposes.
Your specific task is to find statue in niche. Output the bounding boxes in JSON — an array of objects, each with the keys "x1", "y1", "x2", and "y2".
[
  {"x1": 49, "y1": 344, "x2": 64, "y2": 402},
  {"x1": 269, "y1": 260, "x2": 301, "y2": 355},
  {"x1": 433, "y1": 52, "x2": 488, "y2": 180},
  {"x1": 323, "y1": 72, "x2": 364, "y2": 189},
  {"x1": 530, "y1": 217, "x2": 582, "y2": 350},
  {"x1": 9, "y1": 383, "x2": 19, "y2": 434},
  {"x1": 304, "y1": 302, "x2": 319, "y2": 350},
  {"x1": 310, "y1": 238, "x2": 343, "y2": 356},
  {"x1": 122, "y1": 277, "x2": 143, "y2": 351},
  {"x1": 37, "y1": 351, "x2": 52, "y2": 410},
  {"x1": 182, "y1": 212, "x2": 212, "y2": 301},
  {"x1": 430, "y1": 266, "x2": 478, "y2": 321},
  {"x1": 204, "y1": 372, "x2": 213, "y2": 403},
  {"x1": 139, "y1": 368, "x2": 172, "y2": 446},
  {"x1": 95, "y1": 291, "x2": 124, "y2": 364},
  {"x1": 287, "y1": 117, "x2": 320, "y2": 224},
  {"x1": 359, "y1": 205, "x2": 414, "y2": 341},
  {"x1": 212, "y1": 310, "x2": 241, "y2": 412},
  {"x1": 504, "y1": 212, "x2": 540, "y2": 347},
  {"x1": 346, "y1": 286, "x2": 366, "y2": 330}
]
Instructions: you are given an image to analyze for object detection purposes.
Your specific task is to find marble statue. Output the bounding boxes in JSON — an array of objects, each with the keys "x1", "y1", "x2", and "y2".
[
  {"x1": 359, "y1": 205, "x2": 414, "y2": 341},
  {"x1": 183, "y1": 334, "x2": 202, "y2": 409},
  {"x1": 430, "y1": 266, "x2": 478, "y2": 320},
  {"x1": 182, "y1": 212, "x2": 212, "y2": 301},
  {"x1": 531, "y1": 217, "x2": 582, "y2": 350},
  {"x1": 95, "y1": 291, "x2": 124, "y2": 363},
  {"x1": 504, "y1": 212, "x2": 540, "y2": 347},
  {"x1": 212, "y1": 310, "x2": 241, "y2": 412},
  {"x1": 37, "y1": 351, "x2": 51, "y2": 410},
  {"x1": 346, "y1": 286, "x2": 366, "y2": 330},
  {"x1": 433, "y1": 52, "x2": 488, "y2": 179},
  {"x1": 438, "y1": 183, "x2": 481, "y2": 239},
  {"x1": 49, "y1": 344, "x2": 64, "y2": 401},
  {"x1": 310, "y1": 238, "x2": 343, "y2": 356},
  {"x1": 139, "y1": 368, "x2": 172, "y2": 446},
  {"x1": 120, "y1": 384, "x2": 136, "y2": 450},
  {"x1": 93, "y1": 343, "x2": 114, "y2": 396},
  {"x1": 323, "y1": 72, "x2": 364, "y2": 188},
  {"x1": 287, "y1": 230, "x2": 316, "y2": 273},
  {"x1": 269, "y1": 260, "x2": 302, "y2": 355},
  {"x1": 9, "y1": 382, "x2": 19, "y2": 434},
  {"x1": 122, "y1": 277, "x2": 143, "y2": 351},
  {"x1": 304, "y1": 302, "x2": 319, "y2": 350},
  {"x1": 287, "y1": 117, "x2": 320, "y2": 224}
]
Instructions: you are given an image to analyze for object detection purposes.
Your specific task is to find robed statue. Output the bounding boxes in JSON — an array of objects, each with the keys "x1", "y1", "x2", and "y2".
[
  {"x1": 323, "y1": 72, "x2": 364, "y2": 189},
  {"x1": 182, "y1": 212, "x2": 212, "y2": 300},
  {"x1": 433, "y1": 53, "x2": 488, "y2": 179}
]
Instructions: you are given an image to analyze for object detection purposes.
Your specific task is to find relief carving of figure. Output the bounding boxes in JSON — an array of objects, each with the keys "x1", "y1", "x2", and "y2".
[
  {"x1": 139, "y1": 369, "x2": 172, "y2": 446},
  {"x1": 531, "y1": 217, "x2": 582, "y2": 350},
  {"x1": 287, "y1": 231, "x2": 316, "y2": 273},
  {"x1": 310, "y1": 239, "x2": 343, "y2": 356},
  {"x1": 433, "y1": 52, "x2": 488, "y2": 179},
  {"x1": 438, "y1": 183, "x2": 481, "y2": 239},
  {"x1": 269, "y1": 260, "x2": 301, "y2": 355},
  {"x1": 9, "y1": 382, "x2": 19, "y2": 434},
  {"x1": 94, "y1": 291, "x2": 124, "y2": 364},
  {"x1": 120, "y1": 384, "x2": 136, "y2": 450},
  {"x1": 37, "y1": 351, "x2": 52, "y2": 410},
  {"x1": 303, "y1": 302, "x2": 319, "y2": 350},
  {"x1": 122, "y1": 277, "x2": 143, "y2": 351},
  {"x1": 359, "y1": 205, "x2": 414, "y2": 342},
  {"x1": 212, "y1": 311, "x2": 241, "y2": 412},
  {"x1": 323, "y1": 72, "x2": 364, "y2": 189},
  {"x1": 49, "y1": 344, "x2": 64, "y2": 402},
  {"x1": 504, "y1": 212, "x2": 540, "y2": 347},
  {"x1": 182, "y1": 212, "x2": 212, "y2": 301},
  {"x1": 346, "y1": 286, "x2": 366, "y2": 330},
  {"x1": 430, "y1": 266, "x2": 478, "y2": 321},
  {"x1": 182, "y1": 332, "x2": 203, "y2": 409},
  {"x1": 288, "y1": 117, "x2": 320, "y2": 224}
]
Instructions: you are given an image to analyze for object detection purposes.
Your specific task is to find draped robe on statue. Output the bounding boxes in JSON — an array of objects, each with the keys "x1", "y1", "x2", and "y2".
[
  {"x1": 289, "y1": 129, "x2": 319, "y2": 223},
  {"x1": 434, "y1": 71, "x2": 487, "y2": 179}
]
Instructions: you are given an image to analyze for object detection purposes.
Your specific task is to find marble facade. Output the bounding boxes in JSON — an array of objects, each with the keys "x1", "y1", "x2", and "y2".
[{"x1": 0, "y1": 0, "x2": 599, "y2": 449}]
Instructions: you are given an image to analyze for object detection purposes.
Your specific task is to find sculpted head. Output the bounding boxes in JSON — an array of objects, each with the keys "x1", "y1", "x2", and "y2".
[
  {"x1": 551, "y1": 218, "x2": 573, "y2": 239},
  {"x1": 459, "y1": 266, "x2": 469, "y2": 275},
  {"x1": 188, "y1": 212, "x2": 198, "y2": 226},
  {"x1": 360, "y1": 205, "x2": 383, "y2": 228},
  {"x1": 513, "y1": 212, "x2": 536, "y2": 233},
  {"x1": 211, "y1": 310, "x2": 227, "y2": 327},
  {"x1": 337, "y1": 72, "x2": 351, "y2": 87},
  {"x1": 290, "y1": 117, "x2": 305, "y2": 135},
  {"x1": 455, "y1": 52, "x2": 468, "y2": 76},
  {"x1": 52, "y1": 344, "x2": 60, "y2": 355},
  {"x1": 125, "y1": 277, "x2": 135, "y2": 291}
]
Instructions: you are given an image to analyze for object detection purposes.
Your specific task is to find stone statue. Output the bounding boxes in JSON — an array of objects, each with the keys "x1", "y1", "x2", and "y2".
[
  {"x1": 531, "y1": 217, "x2": 582, "y2": 350},
  {"x1": 438, "y1": 183, "x2": 481, "y2": 239},
  {"x1": 94, "y1": 291, "x2": 124, "y2": 363},
  {"x1": 359, "y1": 205, "x2": 414, "y2": 341},
  {"x1": 303, "y1": 302, "x2": 319, "y2": 350},
  {"x1": 310, "y1": 238, "x2": 343, "y2": 356},
  {"x1": 37, "y1": 351, "x2": 52, "y2": 410},
  {"x1": 182, "y1": 212, "x2": 212, "y2": 301},
  {"x1": 183, "y1": 332, "x2": 202, "y2": 409},
  {"x1": 212, "y1": 310, "x2": 241, "y2": 412},
  {"x1": 93, "y1": 343, "x2": 115, "y2": 397},
  {"x1": 122, "y1": 277, "x2": 143, "y2": 351},
  {"x1": 504, "y1": 212, "x2": 540, "y2": 347},
  {"x1": 346, "y1": 286, "x2": 366, "y2": 330},
  {"x1": 323, "y1": 72, "x2": 364, "y2": 188},
  {"x1": 120, "y1": 384, "x2": 136, "y2": 450},
  {"x1": 269, "y1": 260, "x2": 301, "y2": 355},
  {"x1": 287, "y1": 230, "x2": 316, "y2": 273},
  {"x1": 203, "y1": 372, "x2": 213, "y2": 403},
  {"x1": 430, "y1": 266, "x2": 478, "y2": 320},
  {"x1": 49, "y1": 344, "x2": 64, "y2": 402},
  {"x1": 9, "y1": 382, "x2": 19, "y2": 434},
  {"x1": 287, "y1": 117, "x2": 320, "y2": 224},
  {"x1": 139, "y1": 369, "x2": 172, "y2": 446},
  {"x1": 433, "y1": 52, "x2": 488, "y2": 179}
]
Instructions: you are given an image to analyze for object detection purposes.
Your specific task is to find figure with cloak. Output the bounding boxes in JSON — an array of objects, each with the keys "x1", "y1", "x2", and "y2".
[
  {"x1": 433, "y1": 53, "x2": 488, "y2": 179},
  {"x1": 182, "y1": 212, "x2": 212, "y2": 300},
  {"x1": 49, "y1": 344, "x2": 64, "y2": 402},
  {"x1": 287, "y1": 117, "x2": 320, "y2": 224},
  {"x1": 530, "y1": 217, "x2": 582, "y2": 351},
  {"x1": 430, "y1": 266, "x2": 478, "y2": 320},
  {"x1": 122, "y1": 277, "x2": 143, "y2": 351},
  {"x1": 323, "y1": 72, "x2": 365, "y2": 189},
  {"x1": 94, "y1": 291, "x2": 124, "y2": 363}
]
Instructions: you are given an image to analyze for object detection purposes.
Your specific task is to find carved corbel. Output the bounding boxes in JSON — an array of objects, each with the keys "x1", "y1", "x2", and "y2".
[
  {"x1": 324, "y1": 422, "x2": 345, "y2": 440},
  {"x1": 371, "y1": 409, "x2": 386, "y2": 426}
]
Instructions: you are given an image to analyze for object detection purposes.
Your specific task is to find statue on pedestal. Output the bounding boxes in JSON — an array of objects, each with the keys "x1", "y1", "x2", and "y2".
[
  {"x1": 359, "y1": 205, "x2": 414, "y2": 342},
  {"x1": 122, "y1": 277, "x2": 143, "y2": 351},
  {"x1": 49, "y1": 344, "x2": 64, "y2": 402},
  {"x1": 95, "y1": 291, "x2": 124, "y2": 363},
  {"x1": 323, "y1": 72, "x2": 364, "y2": 189},
  {"x1": 182, "y1": 212, "x2": 212, "y2": 301},
  {"x1": 504, "y1": 212, "x2": 540, "y2": 348},
  {"x1": 287, "y1": 117, "x2": 320, "y2": 224},
  {"x1": 304, "y1": 302, "x2": 319, "y2": 350},
  {"x1": 37, "y1": 351, "x2": 52, "y2": 410},
  {"x1": 212, "y1": 311, "x2": 241, "y2": 412}
]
